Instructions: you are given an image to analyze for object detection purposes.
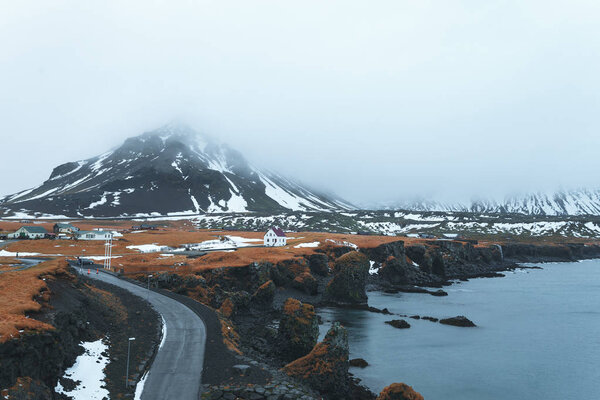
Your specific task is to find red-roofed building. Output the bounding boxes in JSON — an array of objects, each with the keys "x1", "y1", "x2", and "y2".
[{"x1": 264, "y1": 227, "x2": 287, "y2": 247}]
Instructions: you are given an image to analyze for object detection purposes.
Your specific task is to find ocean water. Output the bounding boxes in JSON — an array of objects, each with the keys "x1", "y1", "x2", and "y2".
[{"x1": 317, "y1": 260, "x2": 600, "y2": 399}]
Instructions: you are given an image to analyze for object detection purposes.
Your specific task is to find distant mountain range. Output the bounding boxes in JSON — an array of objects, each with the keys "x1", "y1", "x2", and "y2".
[
  {"x1": 0, "y1": 124, "x2": 352, "y2": 218},
  {"x1": 392, "y1": 189, "x2": 600, "y2": 216},
  {"x1": 2, "y1": 123, "x2": 599, "y2": 219}
]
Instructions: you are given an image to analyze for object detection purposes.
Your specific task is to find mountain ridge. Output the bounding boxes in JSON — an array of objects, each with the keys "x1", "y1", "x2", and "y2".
[
  {"x1": 388, "y1": 189, "x2": 600, "y2": 216},
  {"x1": 0, "y1": 124, "x2": 353, "y2": 218}
]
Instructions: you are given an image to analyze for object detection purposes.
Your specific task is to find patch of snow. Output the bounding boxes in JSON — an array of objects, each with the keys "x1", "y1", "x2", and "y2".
[
  {"x1": 88, "y1": 193, "x2": 108, "y2": 209},
  {"x1": 294, "y1": 241, "x2": 320, "y2": 248},
  {"x1": 226, "y1": 235, "x2": 262, "y2": 247},
  {"x1": 127, "y1": 244, "x2": 167, "y2": 253},
  {"x1": 369, "y1": 260, "x2": 379, "y2": 275},
  {"x1": 0, "y1": 250, "x2": 40, "y2": 257},
  {"x1": 86, "y1": 255, "x2": 123, "y2": 261},
  {"x1": 54, "y1": 338, "x2": 109, "y2": 400},
  {"x1": 325, "y1": 239, "x2": 358, "y2": 250}
]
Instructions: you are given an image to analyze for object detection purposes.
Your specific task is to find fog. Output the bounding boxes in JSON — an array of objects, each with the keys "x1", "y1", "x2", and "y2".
[{"x1": 2, "y1": 0, "x2": 600, "y2": 206}]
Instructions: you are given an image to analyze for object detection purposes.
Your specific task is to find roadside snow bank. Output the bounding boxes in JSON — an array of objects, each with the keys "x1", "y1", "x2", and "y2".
[
  {"x1": 55, "y1": 338, "x2": 109, "y2": 400},
  {"x1": 0, "y1": 250, "x2": 40, "y2": 257}
]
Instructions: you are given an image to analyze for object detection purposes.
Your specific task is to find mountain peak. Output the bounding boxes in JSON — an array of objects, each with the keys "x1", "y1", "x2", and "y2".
[{"x1": 0, "y1": 125, "x2": 352, "y2": 218}]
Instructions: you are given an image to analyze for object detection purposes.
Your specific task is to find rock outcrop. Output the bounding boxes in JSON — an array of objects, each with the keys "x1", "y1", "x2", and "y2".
[
  {"x1": 439, "y1": 316, "x2": 476, "y2": 327},
  {"x1": 283, "y1": 322, "x2": 350, "y2": 398},
  {"x1": 324, "y1": 252, "x2": 369, "y2": 305},
  {"x1": 385, "y1": 319, "x2": 411, "y2": 329},
  {"x1": 278, "y1": 298, "x2": 319, "y2": 361},
  {"x1": 292, "y1": 272, "x2": 319, "y2": 295},
  {"x1": 251, "y1": 280, "x2": 276, "y2": 307},
  {"x1": 0, "y1": 377, "x2": 52, "y2": 400},
  {"x1": 307, "y1": 253, "x2": 330, "y2": 276},
  {"x1": 377, "y1": 383, "x2": 424, "y2": 400}
]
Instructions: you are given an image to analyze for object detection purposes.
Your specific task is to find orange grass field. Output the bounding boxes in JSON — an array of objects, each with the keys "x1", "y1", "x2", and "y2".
[
  {"x1": 3, "y1": 220, "x2": 424, "y2": 274},
  {"x1": 0, "y1": 258, "x2": 69, "y2": 342}
]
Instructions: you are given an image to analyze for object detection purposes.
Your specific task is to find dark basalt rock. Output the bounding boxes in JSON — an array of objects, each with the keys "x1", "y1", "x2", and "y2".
[
  {"x1": 422, "y1": 316, "x2": 439, "y2": 322},
  {"x1": 385, "y1": 319, "x2": 411, "y2": 329},
  {"x1": 324, "y1": 252, "x2": 370, "y2": 306},
  {"x1": 439, "y1": 316, "x2": 476, "y2": 327},
  {"x1": 283, "y1": 322, "x2": 350, "y2": 397},
  {"x1": 292, "y1": 272, "x2": 319, "y2": 295},
  {"x1": 307, "y1": 253, "x2": 330, "y2": 276},
  {"x1": 278, "y1": 298, "x2": 319, "y2": 361},
  {"x1": 362, "y1": 241, "x2": 406, "y2": 263},
  {"x1": 251, "y1": 280, "x2": 276, "y2": 307},
  {"x1": 0, "y1": 377, "x2": 53, "y2": 400},
  {"x1": 430, "y1": 289, "x2": 448, "y2": 297},
  {"x1": 349, "y1": 358, "x2": 369, "y2": 368}
]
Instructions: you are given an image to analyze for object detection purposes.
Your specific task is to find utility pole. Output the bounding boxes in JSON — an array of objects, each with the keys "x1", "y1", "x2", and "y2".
[{"x1": 126, "y1": 337, "x2": 135, "y2": 388}]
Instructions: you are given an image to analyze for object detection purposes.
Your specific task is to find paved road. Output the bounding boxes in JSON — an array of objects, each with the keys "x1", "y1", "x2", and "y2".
[
  {"x1": 74, "y1": 265, "x2": 206, "y2": 400},
  {"x1": 0, "y1": 257, "x2": 45, "y2": 274}
]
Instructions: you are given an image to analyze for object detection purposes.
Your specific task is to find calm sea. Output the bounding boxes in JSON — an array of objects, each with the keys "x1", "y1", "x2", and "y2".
[{"x1": 318, "y1": 260, "x2": 600, "y2": 399}]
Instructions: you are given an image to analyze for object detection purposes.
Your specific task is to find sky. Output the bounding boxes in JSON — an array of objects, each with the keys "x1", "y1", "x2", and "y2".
[{"x1": 1, "y1": 0, "x2": 600, "y2": 206}]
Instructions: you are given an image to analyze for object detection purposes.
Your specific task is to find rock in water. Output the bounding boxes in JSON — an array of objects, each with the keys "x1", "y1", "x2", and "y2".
[
  {"x1": 283, "y1": 321, "x2": 350, "y2": 397},
  {"x1": 324, "y1": 251, "x2": 369, "y2": 305},
  {"x1": 377, "y1": 383, "x2": 424, "y2": 400},
  {"x1": 278, "y1": 298, "x2": 319, "y2": 361},
  {"x1": 439, "y1": 315, "x2": 476, "y2": 327},
  {"x1": 349, "y1": 358, "x2": 369, "y2": 368},
  {"x1": 385, "y1": 319, "x2": 411, "y2": 329}
]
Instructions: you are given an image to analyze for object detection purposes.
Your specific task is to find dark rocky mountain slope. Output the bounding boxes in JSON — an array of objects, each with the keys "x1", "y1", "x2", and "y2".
[{"x1": 0, "y1": 124, "x2": 352, "y2": 218}]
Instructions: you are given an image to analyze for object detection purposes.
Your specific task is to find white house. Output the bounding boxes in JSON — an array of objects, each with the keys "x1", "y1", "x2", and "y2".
[
  {"x1": 8, "y1": 226, "x2": 48, "y2": 239},
  {"x1": 264, "y1": 227, "x2": 287, "y2": 247},
  {"x1": 75, "y1": 230, "x2": 113, "y2": 241},
  {"x1": 53, "y1": 223, "x2": 79, "y2": 234}
]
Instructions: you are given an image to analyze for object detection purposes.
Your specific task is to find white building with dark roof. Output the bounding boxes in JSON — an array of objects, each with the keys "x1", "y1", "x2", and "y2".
[
  {"x1": 8, "y1": 226, "x2": 48, "y2": 239},
  {"x1": 264, "y1": 227, "x2": 287, "y2": 247},
  {"x1": 75, "y1": 230, "x2": 113, "y2": 241}
]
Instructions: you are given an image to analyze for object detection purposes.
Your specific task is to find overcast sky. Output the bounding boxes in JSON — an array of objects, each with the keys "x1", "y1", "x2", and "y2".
[{"x1": 2, "y1": 0, "x2": 599, "y2": 205}]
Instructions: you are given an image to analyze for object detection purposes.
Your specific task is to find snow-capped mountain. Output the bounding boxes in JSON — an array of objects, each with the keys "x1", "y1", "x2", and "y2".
[
  {"x1": 0, "y1": 124, "x2": 353, "y2": 218},
  {"x1": 393, "y1": 190, "x2": 600, "y2": 216}
]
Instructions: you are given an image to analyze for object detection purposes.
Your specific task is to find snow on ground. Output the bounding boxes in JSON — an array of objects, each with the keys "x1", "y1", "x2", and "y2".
[
  {"x1": 369, "y1": 260, "x2": 379, "y2": 275},
  {"x1": 126, "y1": 244, "x2": 168, "y2": 253},
  {"x1": 55, "y1": 338, "x2": 109, "y2": 400},
  {"x1": 88, "y1": 192, "x2": 108, "y2": 209},
  {"x1": 225, "y1": 235, "x2": 262, "y2": 247},
  {"x1": 0, "y1": 250, "x2": 40, "y2": 257},
  {"x1": 294, "y1": 241, "x2": 320, "y2": 248},
  {"x1": 87, "y1": 255, "x2": 123, "y2": 261},
  {"x1": 325, "y1": 239, "x2": 358, "y2": 249},
  {"x1": 177, "y1": 235, "x2": 261, "y2": 252}
]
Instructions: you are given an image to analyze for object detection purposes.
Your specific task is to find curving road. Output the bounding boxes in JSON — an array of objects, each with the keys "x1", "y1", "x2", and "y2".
[{"x1": 73, "y1": 265, "x2": 206, "y2": 400}]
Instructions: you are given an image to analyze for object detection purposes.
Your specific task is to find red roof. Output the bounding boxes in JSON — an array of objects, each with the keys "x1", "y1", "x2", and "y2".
[{"x1": 271, "y1": 227, "x2": 286, "y2": 237}]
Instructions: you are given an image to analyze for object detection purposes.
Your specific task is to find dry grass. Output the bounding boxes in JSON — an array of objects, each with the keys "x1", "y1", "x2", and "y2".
[{"x1": 0, "y1": 258, "x2": 69, "y2": 342}]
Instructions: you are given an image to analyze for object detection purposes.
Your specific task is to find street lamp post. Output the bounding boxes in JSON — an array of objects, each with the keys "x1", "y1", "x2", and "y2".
[
  {"x1": 147, "y1": 274, "x2": 153, "y2": 300},
  {"x1": 126, "y1": 337, "x2": 135, "y2": 388}
]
